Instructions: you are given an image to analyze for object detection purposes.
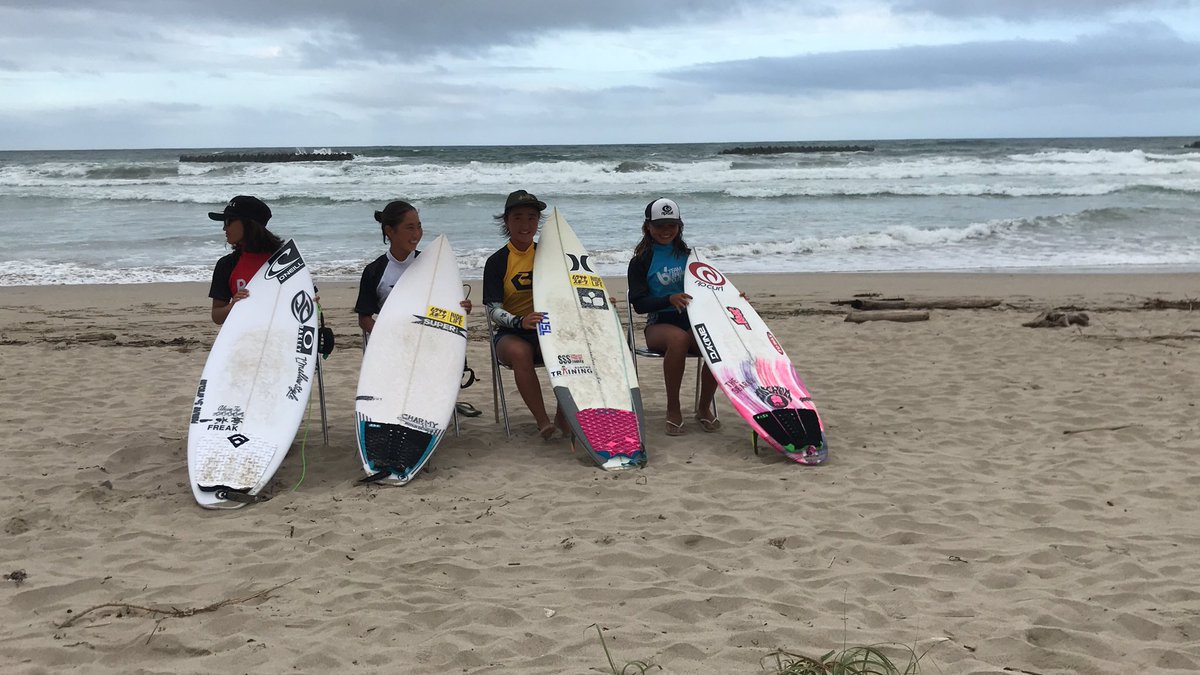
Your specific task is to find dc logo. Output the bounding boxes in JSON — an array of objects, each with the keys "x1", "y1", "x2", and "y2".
[{"x1": 227, "y1": 433, "x2": 249, "y2": 447}]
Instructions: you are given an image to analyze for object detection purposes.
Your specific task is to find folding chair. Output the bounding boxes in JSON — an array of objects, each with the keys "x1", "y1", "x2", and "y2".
[
  {"x1": 624, "y1": 291, "x2": 708, "y2": 415},
  {"x1": 485, "y1": 311, "x2": 544, "y2": 437}
]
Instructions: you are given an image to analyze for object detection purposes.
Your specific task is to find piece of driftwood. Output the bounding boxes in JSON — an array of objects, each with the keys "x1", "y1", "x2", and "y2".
[
  {"x1": 1023, "y1": 311, "x2": 1089, "y2": 328},
  {"x1": 844, "y1": 310, "x2": 929, "y2": 323},
  {"x1": 848, "y1": 298, "x2": 1001, "y2": 310},
  {"x1": 1142, "y1": 298, "x2": 1198, "y2": 310}
]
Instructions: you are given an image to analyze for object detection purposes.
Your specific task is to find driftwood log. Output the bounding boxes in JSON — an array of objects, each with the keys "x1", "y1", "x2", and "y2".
[
  {"x1": 848, "y1": 298, "x2": 1001, "y2": 310},
  {"x1": 844, "y1": 310, "x2": 930, "y2": 323},
  {"x1": 1022, "y1": 311, "x2": 1090, "y2": 328}
]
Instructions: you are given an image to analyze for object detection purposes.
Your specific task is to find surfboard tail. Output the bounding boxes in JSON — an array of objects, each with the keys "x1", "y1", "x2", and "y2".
[
  {"x1": 555, "y1": 388, "x2": 646, "y2": 470},
  {"x1": 357, "y1": 418, "x2": 441, "y2": 484},
  {"x1": 752, "y1": 408, "x2": 828, "y2": 465}
]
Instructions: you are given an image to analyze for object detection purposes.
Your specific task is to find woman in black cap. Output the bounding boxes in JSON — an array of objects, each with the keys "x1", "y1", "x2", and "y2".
[
  {"x1": 482, "y1": 189, "x2": 564, "y2": 439},
  {"x1": 207, "y1": 195, "x2": 283, "y2": 325},
  {"x1": 627, "y1": 197, "x2": 719, "y2": 436}
]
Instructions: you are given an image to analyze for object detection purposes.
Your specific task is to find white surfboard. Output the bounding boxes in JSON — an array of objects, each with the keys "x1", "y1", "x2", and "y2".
[
  {"x1": 533, "y1": 208, "x2": 646, "y2": 470},
  {"x1": 188, "y1": 240, "x2": 319, "y2": 508},
  {"x1": 684, "y1": 249, "x2": 827, "y2": 464},
  {"x1": 355, "y1": 235, "x2": 467, "y2": 485}
]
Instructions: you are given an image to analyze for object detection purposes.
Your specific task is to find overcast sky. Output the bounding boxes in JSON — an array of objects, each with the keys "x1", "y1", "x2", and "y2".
[{"x1": 1, "y1": 0, "x2": 1198, "y2": 150}]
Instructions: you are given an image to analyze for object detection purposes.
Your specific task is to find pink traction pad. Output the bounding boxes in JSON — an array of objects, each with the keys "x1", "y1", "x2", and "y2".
[{"x1": 575, "y1": 408, "x2": 642, "y2": 458}]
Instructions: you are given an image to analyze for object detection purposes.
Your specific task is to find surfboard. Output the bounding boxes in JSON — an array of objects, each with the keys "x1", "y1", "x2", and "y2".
[
  {"x1": 355, "y1": 235, "x2": 467, "y2": 485},
  {"x1": 533, "y1": 208, "x2": 646, "y2": 470},
  {"x1": 188, "y1": 240, "x2": 319, "y2": 508},
  {"x1": 683, "y1": 250, "x2": 828, "y2": 464}
]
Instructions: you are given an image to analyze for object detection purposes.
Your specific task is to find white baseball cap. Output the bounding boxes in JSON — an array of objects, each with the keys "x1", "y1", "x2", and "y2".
[{"x1": 644, "y1": 197, "x2": 682, "y2": 223}]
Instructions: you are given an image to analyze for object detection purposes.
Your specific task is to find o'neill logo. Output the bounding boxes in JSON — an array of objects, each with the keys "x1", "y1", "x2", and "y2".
[
  {"x1": 694, "y1": 323, "x2": 722, "y2": 363},
  {"x1": 688, "y1": 261, "x2": 726, "y2": 290},
  {"x1": 265, "y1": 242, "x2": 305, "y2": 284}
]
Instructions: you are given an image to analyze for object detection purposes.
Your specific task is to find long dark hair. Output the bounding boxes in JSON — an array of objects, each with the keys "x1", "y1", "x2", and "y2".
[
  {"x1": 632, "y1": 220, "x2": 690, "y2": 259},
  {"x1": 375, "y1": 200, "x2": 416, "y2": 243},
  {"x1": 238, "y1": 219, "x2": 284, "y2": 254}
]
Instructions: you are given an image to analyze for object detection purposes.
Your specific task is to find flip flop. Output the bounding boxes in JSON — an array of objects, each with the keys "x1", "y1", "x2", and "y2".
[
  {"x1": 695, "y1": 412, "x2": 721, "y2": 432},
  {"x1": 665, "y1": 419, "x2": 685, "y2": 436},
  {"x1": 455, "y1": 401, "x2": 482, "y2": 418}
]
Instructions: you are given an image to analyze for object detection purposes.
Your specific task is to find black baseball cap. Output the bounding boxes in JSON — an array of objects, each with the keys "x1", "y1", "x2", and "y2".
[
  {"x1": 209, "y1": 195, "x2": 272, "y2": 224},
  {"x1": 503, "y1": 189, "x2": 546, "y2": 215}
]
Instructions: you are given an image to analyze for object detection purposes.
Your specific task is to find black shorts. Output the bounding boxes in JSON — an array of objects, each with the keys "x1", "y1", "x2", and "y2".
[
  {"x1": 646, "y1": 310, "x2": 690, "y2": 332},
  {"x1": 493, "y1": 327, "x2": 544, "y2": 366}
]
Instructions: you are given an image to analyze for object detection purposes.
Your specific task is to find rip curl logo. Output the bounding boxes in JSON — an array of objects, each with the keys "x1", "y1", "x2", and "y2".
[
  {"x1": 688, "y1": 261, "x2": 726, "y2": 289},
  {"x1": 727, "y1": 306, "x2": 751, "y2": 330},
  {"x1": 658, "y1": 203, "x2": 674, "y2": 216},
  {"x1": 756, "y1": 386, "x2": 792, "y2": 409},
  {"x1": 265, "y1": 242, "x2": 305, "y2": 284},
  {"x1": 227, "y1": 433, "x2": 249, "y2": 448}
]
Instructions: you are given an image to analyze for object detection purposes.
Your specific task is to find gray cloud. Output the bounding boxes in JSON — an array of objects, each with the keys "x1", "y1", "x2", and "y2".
[
  {"x1": 666, "y1": 23, "x2": 1200, "y2": 94},
  {"x1": 892, "y1": 0, "x2": 1197, "y2": 20},
  {"x1": 0, "y1": 0, "x2": 784, "y2": 67}
]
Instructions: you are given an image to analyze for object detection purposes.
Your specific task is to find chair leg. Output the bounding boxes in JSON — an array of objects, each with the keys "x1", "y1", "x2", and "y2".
[{"x1": 452, "y1": 408, "x2": 460, "y2": 437}]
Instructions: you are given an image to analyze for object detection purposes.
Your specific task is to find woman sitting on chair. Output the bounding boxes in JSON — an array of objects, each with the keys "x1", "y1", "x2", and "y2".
[
  {"x1": 483, "y1": 190, "x2": 566, "y2": 439},
  {"x1": 354, "y1": 200, "x2": 477, "y2": 412},
  {"x1": 627, "y1": 197, "x2": 719, "y2": 436}
]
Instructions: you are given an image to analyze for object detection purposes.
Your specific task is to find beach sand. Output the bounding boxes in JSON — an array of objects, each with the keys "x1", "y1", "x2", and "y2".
[{"x1": 1, "y1": 272, "x2": 1198, "y2": 674}]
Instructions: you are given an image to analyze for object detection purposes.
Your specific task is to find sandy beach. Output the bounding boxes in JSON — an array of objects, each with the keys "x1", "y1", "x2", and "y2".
[{"x1": 1, "y1": 271, "x2": 1198, "y2": 674}]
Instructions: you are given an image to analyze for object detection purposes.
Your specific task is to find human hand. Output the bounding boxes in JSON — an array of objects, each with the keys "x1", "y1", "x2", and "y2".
[
  {"x1": 521, "y1": 312, "x2": 545, "y2": 330},
  {"x1": 669, "y1": 293, "x2": 692, "y2": 311},
  {"x1": 230, "y1": 289, "x2": 250, "y2": 304},
  {"x1": 460, "y1": 298, "x2": 473, "y2": 314}
]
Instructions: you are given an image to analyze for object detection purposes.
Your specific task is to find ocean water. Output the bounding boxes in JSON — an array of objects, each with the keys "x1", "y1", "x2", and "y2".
[{"x1": 1, "y1": 137, "x2": 1198, "y2": 286}]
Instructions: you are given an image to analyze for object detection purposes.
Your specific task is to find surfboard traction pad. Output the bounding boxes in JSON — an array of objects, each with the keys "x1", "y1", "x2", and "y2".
[
  {"x1": 555, "y1": 387, "x2": 646, "y2": 470},
  {"x1": 753, "y1": 408, "x2": 828, "y2": 465},
  {"x1": 194, "y1": 435, "x2": 278, "y2": 493},
  {"x1": 360, "y1": 420, "x2": 437, "y2": 483}
]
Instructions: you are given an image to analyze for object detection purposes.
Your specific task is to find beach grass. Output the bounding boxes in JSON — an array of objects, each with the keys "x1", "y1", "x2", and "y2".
[{"x1": 761, "y1": 643, "x2": 937, "y2": 675}]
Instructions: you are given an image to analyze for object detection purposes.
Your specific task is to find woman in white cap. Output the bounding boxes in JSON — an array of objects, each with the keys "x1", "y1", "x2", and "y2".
[
  {"x1": 627, "y1": 197, "x2": 719, "y2": 436},
  {"x1": 482, "y1": 189, "x2": 566, "y2": 439},
  {"x1": 207, "y1": 195, "x2": 284, "y2": 325}
]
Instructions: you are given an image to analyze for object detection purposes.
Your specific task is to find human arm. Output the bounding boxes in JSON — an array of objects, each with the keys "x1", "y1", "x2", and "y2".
[{"x1": 626, "y1": 254, "x2": 674, "y2": 315}]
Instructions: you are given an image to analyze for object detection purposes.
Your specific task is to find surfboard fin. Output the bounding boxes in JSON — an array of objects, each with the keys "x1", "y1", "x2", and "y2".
[{"x1": 205, "y1": 486, "x2": 269, "y2": 503}]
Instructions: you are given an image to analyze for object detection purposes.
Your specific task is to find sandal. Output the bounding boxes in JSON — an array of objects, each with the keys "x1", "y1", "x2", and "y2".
[
  {"x1": 695, "y1": 412, "x2": 721, "y2": 432},
  {"x1": 455, "y1": 401, "x2": 482, "y2": 418},
  {"x1": 665, "y1": 419, "x2": 685, "y2": 436}
]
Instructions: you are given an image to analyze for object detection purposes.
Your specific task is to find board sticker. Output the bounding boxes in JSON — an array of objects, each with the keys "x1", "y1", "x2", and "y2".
[
  {"x1": 688, "y1": 261, "x2": 726, "y2": 290},
  {"x1": 570, "y1": 273, "x2": 605, "y2": 289},
  {"x1": 694, "y1": 323, "x2": 722, "y2": 363},
  {"x1": 577, "y1": 287, "x2": 610, "y2": 310},
  {"x1": 264, "y1": 243, "x2": 305, "y2": 283},
  {"x1": 412, "y1": 306, "x2": 467, "y2": 337}
]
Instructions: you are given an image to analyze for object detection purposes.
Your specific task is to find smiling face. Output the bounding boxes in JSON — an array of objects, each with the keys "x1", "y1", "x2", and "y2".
[
  {"x1": 646, "y1": 219, "x2": 681, "y2": 246},
  {"x1": 386, "y1": 209, "x2": 423, "y2": 259},
  {"x1": 505, "y1": 205, "x2": 541, "y2": 249}
]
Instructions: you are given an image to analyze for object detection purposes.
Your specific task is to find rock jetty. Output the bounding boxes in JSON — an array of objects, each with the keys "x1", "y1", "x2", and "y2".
[
  {"x1": 719, "y1": 144, "x2": 874, "y2": 155},
  {"x1": 179, "y1": 151, "x2": 354, "y2": 163}
]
